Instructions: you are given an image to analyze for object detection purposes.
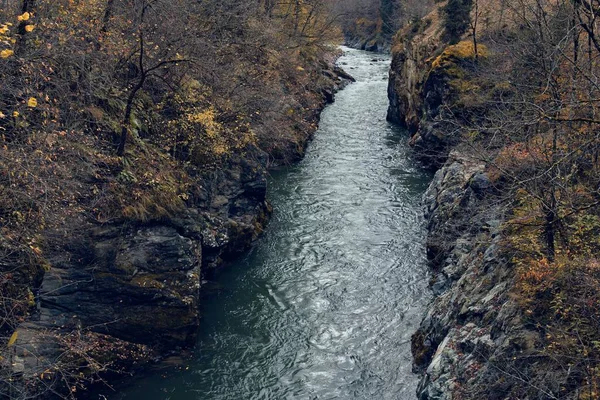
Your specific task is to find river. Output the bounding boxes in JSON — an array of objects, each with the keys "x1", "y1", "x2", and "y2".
[{"x1": 115, "y1": 47, "x2": 432, "y2": 400}]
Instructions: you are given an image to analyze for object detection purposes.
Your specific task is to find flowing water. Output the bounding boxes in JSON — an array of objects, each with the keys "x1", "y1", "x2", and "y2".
[{"x1": 115, "y1": 47, "x2": 432, "y2": 400}]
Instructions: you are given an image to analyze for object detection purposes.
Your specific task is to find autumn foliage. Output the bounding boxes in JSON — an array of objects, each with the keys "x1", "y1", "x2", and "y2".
[
  {"x1": 0, "y1": 0, "x2": 346, "y2": 397},
  {"x1": 424, "y1": 0, "x2": 600, "y2": 396}
]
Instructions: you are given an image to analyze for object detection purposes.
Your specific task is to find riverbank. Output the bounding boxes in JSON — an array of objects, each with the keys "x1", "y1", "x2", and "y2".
[
  {"x1": 109, "y1": 47, "x2": 432, "y2": 400},
  {"x1": 389, "y1": 1, "x2": 600, "y2": 398},
  {"x1": 385, "y1": 11, "x2": 540, "y2": 398},
  {"x1": 3, "y1": 36, "x2": 353, "y2": 397}
]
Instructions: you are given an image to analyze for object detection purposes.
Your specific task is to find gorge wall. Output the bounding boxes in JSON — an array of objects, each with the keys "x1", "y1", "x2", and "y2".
[
  {"x1": 388, "y1": 1, "x2": 600, "y2": 398},
  {"x1": 387, "y1": 34, "x2": 544, "y2": 398},
  {"x1": 7, "y1": 57, "x2": 353, "y2": 397}
]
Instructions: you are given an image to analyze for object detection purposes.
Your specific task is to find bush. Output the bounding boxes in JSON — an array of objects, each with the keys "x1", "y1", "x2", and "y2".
[{"x1": 440, "y1": 0, "x2": 473, "y2": 44}]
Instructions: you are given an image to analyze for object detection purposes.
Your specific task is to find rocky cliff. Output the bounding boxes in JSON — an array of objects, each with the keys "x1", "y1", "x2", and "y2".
[
  {"x1": 387, "y1": 4, "x2": 580, "y2": 399},
  {"x1": 412, "y1": 150, "x2": 568, "y2": 399},
  {"x1": 413, "y1": 151, "x2": 531, "y2": 399},
  {"x1": 386, "y1": 13, "x2": 467, "y2": 169},
  {"x1": 8, "y1": 61, "x2": 352, "y2": 396}
]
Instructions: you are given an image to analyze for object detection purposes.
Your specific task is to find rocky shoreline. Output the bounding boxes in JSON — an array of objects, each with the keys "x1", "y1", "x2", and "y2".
[
  {"x1": 386, "y1": 11, "x2": 550, "y2": 400},
  {"x1": 413, "y1": 151, "x2": 516, "y2": 400},
  {"x1": 10, "y1": 57, "x2": 354, "y2": 397}
]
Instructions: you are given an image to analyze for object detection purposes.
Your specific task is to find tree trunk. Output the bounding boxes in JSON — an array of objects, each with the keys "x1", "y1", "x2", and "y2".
[
  {"x1": 117, "y1": 77, "x2": 145, "y2": 156},
  {"x1": 472, "y1": 0, "x2": 479, "y2": 61},
  {"x1": 544, "y1": 202, "x2": 557, "y2": 261},
  {"x1": 17, "y1": 0, "x2": 36, "y2": 44}
]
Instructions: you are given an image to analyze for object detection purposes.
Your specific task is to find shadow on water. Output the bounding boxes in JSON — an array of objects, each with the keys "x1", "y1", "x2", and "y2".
[{"x1": 111, "y1": 47, "x2": 433, "y2": 400}]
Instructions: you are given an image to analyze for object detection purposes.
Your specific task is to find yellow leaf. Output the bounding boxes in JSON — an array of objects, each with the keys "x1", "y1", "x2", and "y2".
[
  {"x1": 27, "y1": 97, "x2": 37, "y2": 108},
  {"x1": 0, "y1": 112, "x2": 5, "y2": 119},
  {"x1": 12, "y1": 111, "x2": 19, "y2": 117},
  {"x1": 7, "y1": 331, "x2": 18, "y2": 347},
  {"x1": 24, "y1": 24, "x2": 34, "y2": 33},
  {"x1": 30, "y1": 246, "x2": 42, "y2": 255},
  {"x1": 0, "y1": 49, "x2": 14, "y2": 58},
  {"x1": 17, "y1": 12, "x2": 30, "y2": 22}
]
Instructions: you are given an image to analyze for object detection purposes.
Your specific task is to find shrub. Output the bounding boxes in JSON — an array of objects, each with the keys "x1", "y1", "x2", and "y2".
[{"x1": 440, "y1": 0, "x2": 473, "y2": 44}]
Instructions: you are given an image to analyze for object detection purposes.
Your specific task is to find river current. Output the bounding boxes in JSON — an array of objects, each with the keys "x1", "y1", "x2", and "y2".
[{"x1": 116, "y1": 47, "x2": 432, "y2": 400}]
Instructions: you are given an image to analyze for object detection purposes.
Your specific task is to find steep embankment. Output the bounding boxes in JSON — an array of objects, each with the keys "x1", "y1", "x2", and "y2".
[
  {"x1": 8, "y1": 61, "x2": 353, "y2": 395},
  {"x1": 0, "y1": 2, "x2": 354, "y2": 394},
  {"x1": 387, "y1": 13, "x2": 536, "y2": 399},
  {"x1": 387, "y1": 23, "x2": 540, "y2": 397},
  {"x1": 389, "y1": 1, "x2": 600, "y2": 398}
]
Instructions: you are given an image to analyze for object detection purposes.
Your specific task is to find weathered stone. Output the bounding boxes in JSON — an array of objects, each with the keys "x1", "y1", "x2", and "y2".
[
  {"x1": 469, "y1": 172, "x2": 492, "y2": 196},
  {"x1": 11, "y1": 56, "x2": 354, "y2": 396},
  {"x1": 411, "y1": 148, "x2": 519, "y2": 399}
]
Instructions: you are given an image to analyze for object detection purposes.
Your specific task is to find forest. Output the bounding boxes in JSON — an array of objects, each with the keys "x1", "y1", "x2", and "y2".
[
  {"x1": 388, "y1": 0, "x2": 600, "y2": 398},
  {"x1": 0, "y1": 0, "x2": 402, "y2": 398},
  {"x1": 2, "y1": 0, "x2": 600, "y2": 398}
]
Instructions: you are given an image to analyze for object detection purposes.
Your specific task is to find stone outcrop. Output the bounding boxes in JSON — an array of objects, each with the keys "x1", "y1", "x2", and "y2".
[
  {"x1": 414, "y1": 152, "x2": 508, "y2": 399},
  {"x1": 10, "y1": 62, "x2": 353, "y2": 394},
  {"x1": 386, "y1": 31, "x2": 440, "y2": 131},
  {"x1": 387, "y1": 7, "x2": 548, "y2": 400},
  {"x1": 344, "y1": 34, "x2": 388, "y2": 53},
  {"x1": 12, "y1": 149, "x2": 273, "y2": 389},
  {"x1": 387, "y1": 20, "x2": 486, "y2": 169},
  {"x1": 387, "y1": 22, "x2": 460, "y2": 170},
  {"x1": 411, "y1": 148, "x2": 554, "y2": 399}
]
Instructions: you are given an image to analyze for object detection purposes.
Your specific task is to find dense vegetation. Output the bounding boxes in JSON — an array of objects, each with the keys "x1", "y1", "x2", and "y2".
[
  {"x1": 395, "y1": 0, "x2": 600, "y2": 397},
  {"x1": 335, "y1": 0, "x2": 433, "y2": 50},
  {"x1": 440, "y1": 0, "x2": 473, "y2": 43},
  {"x1": 0, "y1": 0, "x2": 356, "y2": 397},
  {"x1": 5, "y1": 0, "x2": 600, "y2": 398}
]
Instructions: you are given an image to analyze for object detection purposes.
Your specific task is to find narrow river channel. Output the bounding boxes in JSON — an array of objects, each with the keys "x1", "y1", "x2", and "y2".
[{"x1": 116, "y1": 47, "x2": 432, "y2": 400}]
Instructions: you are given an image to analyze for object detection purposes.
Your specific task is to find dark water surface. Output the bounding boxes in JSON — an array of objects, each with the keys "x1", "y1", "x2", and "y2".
[{"x1": 116, "y1": 47, "x2": 432, "y2": 400}]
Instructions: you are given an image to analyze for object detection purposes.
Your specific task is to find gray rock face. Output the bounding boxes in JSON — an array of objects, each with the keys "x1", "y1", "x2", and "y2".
[
  {"x1": 387, "y1": 41, "x2": 424, "y2": 130},
  {"x1": 387, "y1": 16, "x2": 553, "y2": 400},
  {"x1": 9, "y1": 62, "x2": 354, "y2": 395},
  {"x1": 20, "y1": 147, "x2": 273, "y2": 355},
  {"x1": 423, "y1": 152, "x2": 486, "y2": 269},
  {"x1": 387, "y1": 33, "x2": 464, "y2": 170},
  {"x1": 386, "y1": 37, "x2": 519, "y2": 399},
  {"x1": 413, "y1": 152, "x2": 540, "y2": 399},
  {"x1": 12, "y1": 224, "x2": 203, "y2": 396},
  {"x1": 46, "y1": 225, "x2": 202, "y2": 346}
]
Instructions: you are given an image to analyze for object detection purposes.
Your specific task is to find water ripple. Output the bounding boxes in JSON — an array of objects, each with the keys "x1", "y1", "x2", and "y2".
[{"x1": 116, "y1": 47, "x2": 432, "y2": 400}]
